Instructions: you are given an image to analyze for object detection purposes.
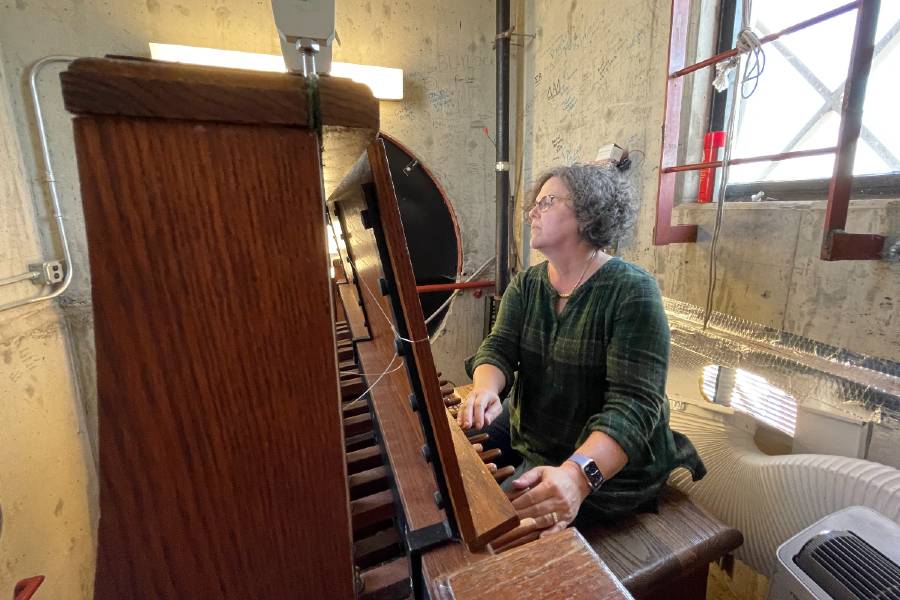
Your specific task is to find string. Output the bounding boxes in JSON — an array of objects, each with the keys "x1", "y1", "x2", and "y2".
[
  {"x1": 343, "y1": 353, "x2": 404, "y2": 406},
  {"x1": 357, "y1": 271, "x2": 430, "y2": 344}
]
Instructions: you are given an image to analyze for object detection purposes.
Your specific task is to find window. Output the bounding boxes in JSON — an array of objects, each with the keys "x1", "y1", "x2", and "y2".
[
  {"x1": 655, "y1": 0, "x2": 890, "y2": 260},
  {"x1": 714, "y1": 0, "x2": 900, "y2": 192}
]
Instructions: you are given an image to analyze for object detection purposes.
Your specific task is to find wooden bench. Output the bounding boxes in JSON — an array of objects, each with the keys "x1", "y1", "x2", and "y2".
[{"x1": 581, "y1": 486, "x2": 743, "y2": 600}]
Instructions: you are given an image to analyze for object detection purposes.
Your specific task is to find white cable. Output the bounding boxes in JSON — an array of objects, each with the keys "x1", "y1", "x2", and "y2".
[
  {"x1": 704, "y1": 57, "x2": 742, "y2": 329},
  {"x1": 424, "y1": 256, "x2": 495, "y2": 326},
  {"x1": 356, "y1": 271, "x2": 430, "y2": 344},
  {"x1": 427, "y1": 256, "x2": 496, "y2": 344},
  {"x1": 712, "y1": 1, "x2": 766, "y2": 97},
  {"x1": 736, "y1": 0, "x2": 766, "y2": 99},
  {"x1": 703, "y1": 0, "x2": 765, "y2": 329},
  {"x1": 344, "y1": 353, "x2": 404, "y2": 406}
]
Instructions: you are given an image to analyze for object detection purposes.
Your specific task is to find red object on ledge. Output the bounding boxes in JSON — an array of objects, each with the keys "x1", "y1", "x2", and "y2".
[{"x1": 697, "y1": 131, "x2": 726, "y2": 203}]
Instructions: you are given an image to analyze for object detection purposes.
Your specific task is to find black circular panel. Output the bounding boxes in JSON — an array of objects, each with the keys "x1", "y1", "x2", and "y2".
[{"x1": 381, "y1": 136, "x2": 460, "y2": 335}]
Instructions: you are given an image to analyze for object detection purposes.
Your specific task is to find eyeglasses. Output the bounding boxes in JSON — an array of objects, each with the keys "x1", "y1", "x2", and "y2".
[{"x1": 530, "y1": 194, "x2": 570, "y2": 214}]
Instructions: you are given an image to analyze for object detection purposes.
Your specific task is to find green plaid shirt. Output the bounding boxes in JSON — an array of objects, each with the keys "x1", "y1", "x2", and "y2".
[{"x1": 467, "y1": 258, "x2": 705, "y2": 519}]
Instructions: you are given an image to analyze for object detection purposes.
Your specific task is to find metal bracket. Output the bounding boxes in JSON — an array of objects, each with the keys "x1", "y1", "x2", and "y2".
[
  {"x1": 494, "y1": 28, "x2": 535, "y2": 47},
  {"x1": 883, "y1": 236, "x2": 900, "y2": 262},
  {"x1": 28, "y1": 260, "x2": 64, "y2": 286},
  {"x1": 406, "y1": 520, "x2": 454, "y2": 553}
]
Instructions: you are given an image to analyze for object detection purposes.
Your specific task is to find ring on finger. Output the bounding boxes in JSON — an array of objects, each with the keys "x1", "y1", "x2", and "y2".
[{"x1": 550, "y1": 511, "x2": 558, "y2": 525}]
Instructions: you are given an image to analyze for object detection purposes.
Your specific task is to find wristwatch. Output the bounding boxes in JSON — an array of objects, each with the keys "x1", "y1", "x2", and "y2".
[{"x1": 567, "y1": 453, "x2": 605, "y2": 493}]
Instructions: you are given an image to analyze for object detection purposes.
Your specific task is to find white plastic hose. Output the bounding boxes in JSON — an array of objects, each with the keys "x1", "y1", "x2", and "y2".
[{"x1": 668, "y1": 407, "x2": 900, "y2": 576}]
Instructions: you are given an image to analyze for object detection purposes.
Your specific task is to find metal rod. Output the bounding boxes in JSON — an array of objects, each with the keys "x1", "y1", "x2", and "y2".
[
  {"x1": 0, "y1": 55, "x2": 77, "y2": 314},
  {"x1": 663, "y1": 147, "x2": 837, "y2": 174},
  {"x1": 495, "y1": 0, "x2": 511, "y2": 295},
  {"x1": 416, "y1": 280, "x2": 495, "y2": 293},
  {"x1": 672, "y1": 1, "x2": 862, "y2": 79},
  {"x1": 0, "y1": 271, "x2": 38, "y2": 288},
  {"x1": 822, "y1": 0, "x2": 883, "y2": 260}
]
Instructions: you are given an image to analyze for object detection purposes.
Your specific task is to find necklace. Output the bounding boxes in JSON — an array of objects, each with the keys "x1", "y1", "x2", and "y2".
[{"x1": 557, "y1": 249, "x2": 598, "y2": 299}]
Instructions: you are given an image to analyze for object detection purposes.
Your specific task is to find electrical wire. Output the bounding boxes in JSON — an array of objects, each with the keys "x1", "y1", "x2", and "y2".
[
  {"x1": 703, "y1": 0, "x2": 765, "y2": 329},
  {"x1": 704, "y1": 58, "x2": 743, "y2": 329},
  {"x1": 343, "y1": 353, "x2": 404, "y2": 406},
  {"x1": 356, "y1": 269, "x2": 430, "y2": 344},
  {"x1": 339, "y1": 255, "x2": 492, "y2": 406},
  {"x1": 424, "y1": 256, "x2": 495, "y2": 326},
  {"x1": 737, "y1": 0, "x2": 766, "y2": 99},
  {"x1": 427, "y1": 256, "x2": 496, "y2": 344}
]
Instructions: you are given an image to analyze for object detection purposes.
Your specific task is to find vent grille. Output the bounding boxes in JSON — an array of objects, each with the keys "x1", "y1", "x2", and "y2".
[{"x1": 794, "y1": 531, "x2": 900, "y2": 600}]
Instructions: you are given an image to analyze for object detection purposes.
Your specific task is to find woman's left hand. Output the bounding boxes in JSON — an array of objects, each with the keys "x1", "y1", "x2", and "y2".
[{"x1": 509, "y1": 463, "x2": 590, "y2": 537}]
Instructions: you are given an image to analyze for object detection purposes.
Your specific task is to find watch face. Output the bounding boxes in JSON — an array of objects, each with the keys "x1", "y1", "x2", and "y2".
[{"x1": 584, "y1": 462, "x2": 604, "y2": 489}]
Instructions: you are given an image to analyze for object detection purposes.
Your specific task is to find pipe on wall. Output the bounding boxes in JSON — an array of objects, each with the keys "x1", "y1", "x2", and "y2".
[
  {"x1": 0, "y1": 56, "x2": 76, "y2": 314},
  {"x1": 495, "y1": 0, "x2": 511, "y2": 295}
]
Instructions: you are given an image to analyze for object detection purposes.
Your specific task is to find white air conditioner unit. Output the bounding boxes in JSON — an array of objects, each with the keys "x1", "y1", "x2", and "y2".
[{"x1": 768, "y1": 506, "x2": 900, "y2": 599}]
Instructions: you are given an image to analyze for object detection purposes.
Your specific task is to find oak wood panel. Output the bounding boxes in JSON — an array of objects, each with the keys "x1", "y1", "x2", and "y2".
[
  {"x1": 432, "y1": 529, "x2": 634, "y2": 600},
  {"x1": 343, "y1": 401, "x2": 371, "y2": 418},
  {"x1": 338, "y1": 347, "x2": 356, "y2": 364},
  {"x1": 349, "y1": 466, "x2": 389, "y2": 500},
  {"x1": 346, "y1": 431, "x2": 377, "y2": 453},
  {"x1": 351, "y1": 489, "x2": 396, "y2": 531},
  {"x1": 354, "y1": 528, "x2": 402, "y2": 569},
  {"x1": 338, "y1": 281, "x2": 371, "y2": 341},
  {"x1": 581, "y1": 487, "x2": 742, "y2": 597},
  {"x1": 61, "y1": 57, "x2": 378, "y2": 129},
  {"x1": 423, "y1": 488, "x2": 741, "y2": 598},
  {"x1": 76, "y1": 116, "x2": 354, "y2": 599},
  {"x1": 61, "y1": 58, "x2": 378, "y2": 200},
  {"x1": 444, "y1": 412, "x2": 518, "y2": 548},
  {"x1": 367, "y1": 139, "x2": 518, "y2": 550},
  {"x1": 344, "y1": 412, "x2": 374, "y2": 437},
  {"x1": 347, "y1": 445, "x2": 384, "y2": 475},
  {"x1": 341, "y1": 377, "x2": 366, "y2": 399},
  {"x1": 359, "y1": 557, "x2": 412, "y2": 600},
  {"x1": 334, "y1": 288, "x2": 348, "y2": 322},
  {"x1": 332, "y1": 157, "x2": 445, "y2": 532}
]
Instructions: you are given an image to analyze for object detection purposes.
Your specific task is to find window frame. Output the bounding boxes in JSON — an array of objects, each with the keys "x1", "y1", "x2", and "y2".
[
  {"x1": 654, "y1": 0, "x2": 890, "y2": 261},
  {"x1": 712, "y1": 0, "x2": 900, "y2": 202}
]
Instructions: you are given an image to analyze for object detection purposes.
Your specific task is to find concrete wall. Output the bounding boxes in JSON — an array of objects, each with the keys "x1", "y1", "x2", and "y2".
[
  {"x1": 0, "y1": 45, "x2": 96, "y2": 599},
  {"x1": 0, "y1": 1, "x2": 497, "y2": 596},
  {"x1": 522, "y1": 0, "x2": 899, "y2": 362}
]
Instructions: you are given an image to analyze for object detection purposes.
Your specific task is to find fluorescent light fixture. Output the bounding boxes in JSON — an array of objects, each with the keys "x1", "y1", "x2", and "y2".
[
  {"x1": 149, "y1": 42, "x2": 403, "y2": 100},
  {"x1": 328, "y1": 62, "x2": 403, "y2": 101}
]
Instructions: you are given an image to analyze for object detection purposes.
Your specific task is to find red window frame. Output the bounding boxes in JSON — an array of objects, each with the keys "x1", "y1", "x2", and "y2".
[{"x1": 654, "y1": 0, "x2": 886, "y2": 261}]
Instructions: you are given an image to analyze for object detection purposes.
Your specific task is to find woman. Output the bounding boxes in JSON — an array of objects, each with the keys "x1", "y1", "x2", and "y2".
[{"x1": 459, "y1": 162, "x2": 705, "y2": 536}]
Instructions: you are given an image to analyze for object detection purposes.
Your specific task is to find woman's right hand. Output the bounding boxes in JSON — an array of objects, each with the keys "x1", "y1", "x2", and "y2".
[{"x1": 457, "y1": 387, "x2": 502, "y2": 430}]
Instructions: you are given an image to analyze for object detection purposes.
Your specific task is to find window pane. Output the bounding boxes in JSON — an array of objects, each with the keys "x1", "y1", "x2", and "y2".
[{"x1": 726, "y1": 1, "x2": 899, "y2": 184}]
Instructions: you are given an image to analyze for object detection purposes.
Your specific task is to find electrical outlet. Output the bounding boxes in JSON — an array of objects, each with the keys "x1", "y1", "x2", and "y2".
[
  {"x1": 595, "y1": 143, "x2": 625, "y2": 164},
  {"x1": 28, "y1": 260, "x2": 64, "y2": 285}
]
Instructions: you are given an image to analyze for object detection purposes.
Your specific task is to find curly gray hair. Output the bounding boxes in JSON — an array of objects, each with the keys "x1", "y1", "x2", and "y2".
[{"x1": 528, "y1": 163, "x2": 639, "y2": 249}]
